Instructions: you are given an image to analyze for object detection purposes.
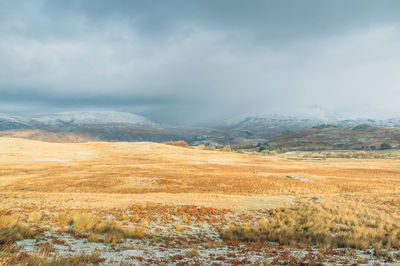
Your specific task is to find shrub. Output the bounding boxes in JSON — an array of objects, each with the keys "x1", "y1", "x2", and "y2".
[{"x1": 380, "y1": 143, "x2": 392, "y2": 150}]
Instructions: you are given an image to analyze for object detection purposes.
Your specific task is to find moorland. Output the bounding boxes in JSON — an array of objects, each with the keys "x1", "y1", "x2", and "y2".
[{"x1": 0, "y1": 137, "x2": 400, "y2": 264}]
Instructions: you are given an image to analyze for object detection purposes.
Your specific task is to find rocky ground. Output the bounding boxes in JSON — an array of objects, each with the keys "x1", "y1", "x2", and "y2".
[{"x1": 2, "y1": 204, "x2": 398, "y2": 265}]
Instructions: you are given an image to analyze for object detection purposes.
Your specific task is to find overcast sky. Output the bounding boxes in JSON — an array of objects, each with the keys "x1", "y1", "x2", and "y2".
[{"x1": 1, "y1": 0, "x2": 400, "y2": 124}]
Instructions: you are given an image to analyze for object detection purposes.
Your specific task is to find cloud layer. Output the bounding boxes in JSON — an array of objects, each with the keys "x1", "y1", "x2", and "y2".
[{"x1": 1, "y1": 0, "x2": 400, "y2": 124}]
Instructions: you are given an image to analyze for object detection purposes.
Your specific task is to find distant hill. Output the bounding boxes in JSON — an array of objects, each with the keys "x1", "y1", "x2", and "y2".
[
  {"x1": 220, "y1": 116, "x2": 327, "y2": 140},
  {"x1": 0, "y1": 111, "x2": 154, "y2": 128},
  {"x1": 0, "y1": 111, "x2": 231, "y2": 144},
  {"x1": 2, "y1": 111, "x2": 400, "y2": 147},
  {"x1": 269, "y1": 124, "x2": 400, "y2": 151}
]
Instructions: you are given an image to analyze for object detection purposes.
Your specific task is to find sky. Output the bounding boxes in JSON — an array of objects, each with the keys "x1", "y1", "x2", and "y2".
[{"x1": 1, "y1": 0, "x2": 400, "y2": 125}]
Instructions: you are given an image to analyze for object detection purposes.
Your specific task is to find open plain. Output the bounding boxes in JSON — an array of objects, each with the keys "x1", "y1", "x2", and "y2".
[{"x1": 1, "y1": 137, "x2": 400, "y2": 265}]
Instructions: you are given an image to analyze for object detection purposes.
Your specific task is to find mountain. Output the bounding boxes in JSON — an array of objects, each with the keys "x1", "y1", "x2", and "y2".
[
  {"x1": 0, "y1": 114, "x2": 31, "y2": 130},
  {"x1": 27, "y1": 110, "x2": 155, "y2": 127},
  {"x1": 0, "y1": 111, "x2": 154, "y2": 128},
  {"x1": 2, "y1": 110, "x2": 400, "y2": 148},
  {"x1": 222, "y1": 115, "x2": 327, "y2": 140},
  {"x1": 0, "y1": 111, "x2": 230, "y2": 144},
  {"x1": 269, "y1": 124, "x2": 400, "y2": 151},
  {"x1": 222, "y1": 112, "x2": 400, "y2": 142}
]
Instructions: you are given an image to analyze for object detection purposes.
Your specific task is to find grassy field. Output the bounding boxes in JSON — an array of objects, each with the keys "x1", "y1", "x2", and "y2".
[{"x1": 1, "y1": 137, "x2": 400, "y2": 264}]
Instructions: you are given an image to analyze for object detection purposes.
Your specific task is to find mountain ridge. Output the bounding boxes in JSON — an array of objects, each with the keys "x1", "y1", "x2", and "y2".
[{"x1": 1, "y1": 110, "x2": 400, "y2": 147}]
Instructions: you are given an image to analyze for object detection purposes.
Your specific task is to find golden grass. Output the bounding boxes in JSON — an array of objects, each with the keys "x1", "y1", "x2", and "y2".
[
  {"x1": 56, "y1": 213, "x2": 71, "y2": 226},
  {"x1": 104, "y1": 231, "x2": 124, "y2": 245},
  {"x1": 0, "y1": 137, "x2": 399, "y2": 253},
  {"x1": 0, "y1": 192, "x2": 293, "y2": 211},
  {"x1": 87, "y1": 233, "x2": 101, "y2": 243},
  {"x1": 123, "y1": 226, "x2": 146, "y2": 239},
  {"x1": 0, "y1": 137, "x2": 399, "y2": 196},
  {"x1": 175, "y1": 224, "x2": 184, "y2": 232},
  {"x1": 220, "y1": 194, "x2": 400, "y2": 250},
  {"x1": 0, "y1": 214, "x2": 24, "y2": 228},
  {"x1": 69, "y1": 212, "x2": 149, "y2": 242},
  {"x1": 0, "y1": 214, "x2": 35, "y2": 245},
  {"x1": 0, "y1": 245, "x2": 105, "y2": 266},
  {"x1": 186, "y1": 248, "x2": 200, "y2": 257},
  {"x1": 27, "y1": 211, "x2": 42, "y2": 224}
]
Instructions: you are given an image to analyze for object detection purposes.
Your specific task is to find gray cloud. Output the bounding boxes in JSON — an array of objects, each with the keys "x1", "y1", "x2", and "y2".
[{"x1": 1, "y1": 0, "x2": 400, "y2": 124}]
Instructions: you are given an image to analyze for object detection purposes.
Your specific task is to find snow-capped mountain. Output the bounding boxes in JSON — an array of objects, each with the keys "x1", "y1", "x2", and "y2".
[
  {"x1": 27, "y1": 111, "x2": 155, "y2": 127},
  {"x1": 224, "y1": 105, "x2": 400, "y2": 129},
  {"x1": 0, "y1": 113, "x2": 31, "y2": 130},
  {"x1": 2, "y1": 109, "x2": 400, "y2": 145},
  {"x1": 222, "y1": 108, "x2": 400, "y2": 140},
  {"x1": 222, "y1": 115, "x2": 326, "y2": 140},
  {"x1": 0, "y1": 111, "x2": 155, "y2": 129}
]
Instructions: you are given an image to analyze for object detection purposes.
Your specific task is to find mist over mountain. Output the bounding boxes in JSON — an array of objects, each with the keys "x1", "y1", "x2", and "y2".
[
  {"x1": 2, "y1": 110, "x2": 400, "y2": 147},
  {"x1": 1, "y1": 1, "x2": 400, "y2": 124}
]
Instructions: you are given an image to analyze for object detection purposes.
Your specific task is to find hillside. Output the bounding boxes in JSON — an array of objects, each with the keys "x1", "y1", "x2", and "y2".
[
  {"x1": 270, "y1": 124, "x2": 400, "y2": 151},
  {"x1": 1, "y1": 137, "x2": 400, "y2": 195}
]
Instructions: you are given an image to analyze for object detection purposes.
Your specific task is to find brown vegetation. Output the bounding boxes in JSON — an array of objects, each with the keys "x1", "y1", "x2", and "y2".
[
  {"x1": 163, "y1": 140, "x2": 191, "y2": 148},
  {"x1": 0, "y1": 137, "x2": 399, "y2": 263},
  {"x1": 1, "y1": 138, "x2": 399, "y2": 196},
  {"x1": 0, "y1": 214, "x2": 36, "y2": 245},
  {"x1": 0, "y1": 129, "x2": 94, "y2": 143},
  {"x1": 220, "y1": 195, "x2": 400, "y2": 250},
  {"x1": 270, "y1": 124, "x2": 400, "y2": 151}
]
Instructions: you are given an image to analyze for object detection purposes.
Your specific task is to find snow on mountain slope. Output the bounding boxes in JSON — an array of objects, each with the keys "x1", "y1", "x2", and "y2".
[
  {"x1": 0, "y1": 113, "x2": 30, "y2": 129},
  {"x1": 28, "y1": 111, "x2": 155, "y2": 126},
  {"x1": 0, "y1": 111, "x2": 155, "y2": 130}
]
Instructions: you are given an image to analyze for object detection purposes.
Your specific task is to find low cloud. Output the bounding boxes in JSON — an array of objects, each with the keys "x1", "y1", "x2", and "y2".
[{"x1": 1, "y1": 1, "x2": 400, "y2": 124}]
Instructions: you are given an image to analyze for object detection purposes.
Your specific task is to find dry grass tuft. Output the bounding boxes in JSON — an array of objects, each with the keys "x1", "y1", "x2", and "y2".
[
  {"x1": 0, "y1": 214, "x2": 35, "y2": 245},
  {"x1": 220, "y1": 196, "x2": 400, "y2": 250},
  {"x1": 28, "y1": 212, "x2": 42, "y2": 224},
  {"x1": 0, "y1": 245, "x2": 105, "y2": 265},
  {"x1": 175, "y1": 224, "x2": 184, "y2": 232},
  {"x1": 0, "y1": 225, "x2": 35, "y2": 245},
  {"x1": 56, "y1": 213, "x2": 71, "y2": 226},
  {"x1": 104, "y1": 231, "x2": 125, "y2": 245},
  {"x1": 70, "y1": 213, "x2": 100, "y2": 232},
  {"x1": 186, "y1": 248, "x2": 200, "y2": 257},
  {"x1": 88, "y1": 233, "x2": 102, "y2": 243},
  {"x1": 123, "y1": 226, "x2": 146, "y2": 239},
  {"x1": 38, "y1": 242, "x2": 55, "y2": 254}
]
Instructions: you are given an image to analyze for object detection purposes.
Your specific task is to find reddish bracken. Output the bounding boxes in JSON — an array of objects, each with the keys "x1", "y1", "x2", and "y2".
[{"x1": 162, "y1": 140, "x2": 191, "y2": 148}]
